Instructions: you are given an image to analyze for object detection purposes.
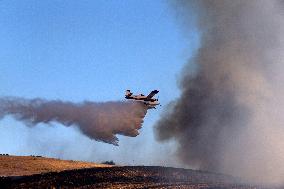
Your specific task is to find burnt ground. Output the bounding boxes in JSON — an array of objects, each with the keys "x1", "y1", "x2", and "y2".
[{"x1": 0, "y1": 166, "x2": 273, "y2": 189}]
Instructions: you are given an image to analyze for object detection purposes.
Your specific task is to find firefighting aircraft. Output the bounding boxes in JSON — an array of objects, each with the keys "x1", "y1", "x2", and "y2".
[{"x1": 125, "y1": 89, "x2": 160, "y2": 109}]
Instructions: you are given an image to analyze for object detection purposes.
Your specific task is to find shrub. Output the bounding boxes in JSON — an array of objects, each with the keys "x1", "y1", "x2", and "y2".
[{"x1": 101, "y1": 160, "x2": 115, "y2": 165}]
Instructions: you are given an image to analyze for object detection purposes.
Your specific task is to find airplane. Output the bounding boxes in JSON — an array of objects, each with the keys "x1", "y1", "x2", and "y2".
[{"x1": 125, "y1": 89, "x2": 160, "y2": 109}]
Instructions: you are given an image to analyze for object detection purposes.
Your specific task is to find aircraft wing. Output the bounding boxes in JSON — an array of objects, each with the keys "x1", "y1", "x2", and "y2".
[{"x1": 146, "y1": 90, "x2": 159, "y2": 100}]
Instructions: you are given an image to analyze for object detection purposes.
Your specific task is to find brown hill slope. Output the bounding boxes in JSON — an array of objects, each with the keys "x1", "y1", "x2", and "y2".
[
  {"x1": 0, "y1": 155, "x2": 111, "y2": 176},
  {"x1": 0, "y1": 155, "x2": 278, "y2": 188}
]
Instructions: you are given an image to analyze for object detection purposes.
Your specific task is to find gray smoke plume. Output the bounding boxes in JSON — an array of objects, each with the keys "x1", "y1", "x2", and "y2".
[
  {"x1": 155, "y1": 0, "x2": 284, "y2": 185},
  {"x1": 0, "y1": 97, "x2": 147, "y2": 146}
]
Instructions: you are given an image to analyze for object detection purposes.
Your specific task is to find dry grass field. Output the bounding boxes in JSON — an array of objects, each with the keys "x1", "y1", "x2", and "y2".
[{"x1": 0, "y1": 155, "x2": 112, "y2": 177}]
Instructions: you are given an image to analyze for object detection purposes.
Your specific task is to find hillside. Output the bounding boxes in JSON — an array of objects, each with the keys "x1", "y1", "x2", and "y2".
[
  {"x1": 0, "y1": 155, "x2": 111, "y2": 176},
  {"x1": 0, "y1": 155, "x2": 276, "y2": 188}
]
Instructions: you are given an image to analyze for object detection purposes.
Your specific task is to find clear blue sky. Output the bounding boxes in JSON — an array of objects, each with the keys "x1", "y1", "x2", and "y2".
[{"x1": 0, "y1": 0, "x2": 199, "y2": 165}]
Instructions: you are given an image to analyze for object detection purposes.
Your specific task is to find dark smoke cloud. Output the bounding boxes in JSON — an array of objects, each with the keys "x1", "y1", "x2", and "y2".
[
  {"x1": 0, "y1": 97, "x2": 147, "y2": 145},
  {"x1": 156, "y1": 0, "x2": 284, "y2": 184}
]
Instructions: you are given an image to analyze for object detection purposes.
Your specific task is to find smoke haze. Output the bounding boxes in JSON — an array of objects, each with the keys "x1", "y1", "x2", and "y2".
[
  {"x1": 155, "y1": 0, "x2": 284, "y2": 185},
  {"x1": 0, "y1": 97, "x2": 147, "y2": 146}
]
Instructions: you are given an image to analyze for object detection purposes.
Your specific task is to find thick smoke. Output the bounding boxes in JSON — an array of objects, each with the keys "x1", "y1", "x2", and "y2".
[
  {"x1": 156, "y1": 0, "x2": 284, "y2": 185},
  {"x1": 0, "y1": 97, "x2": 147, "y2": 146}
]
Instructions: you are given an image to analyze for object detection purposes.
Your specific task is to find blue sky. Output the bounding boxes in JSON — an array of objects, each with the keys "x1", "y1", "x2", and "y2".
[{"x1": 0, "y1": 0, "x2": 199, "y2": 165}]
